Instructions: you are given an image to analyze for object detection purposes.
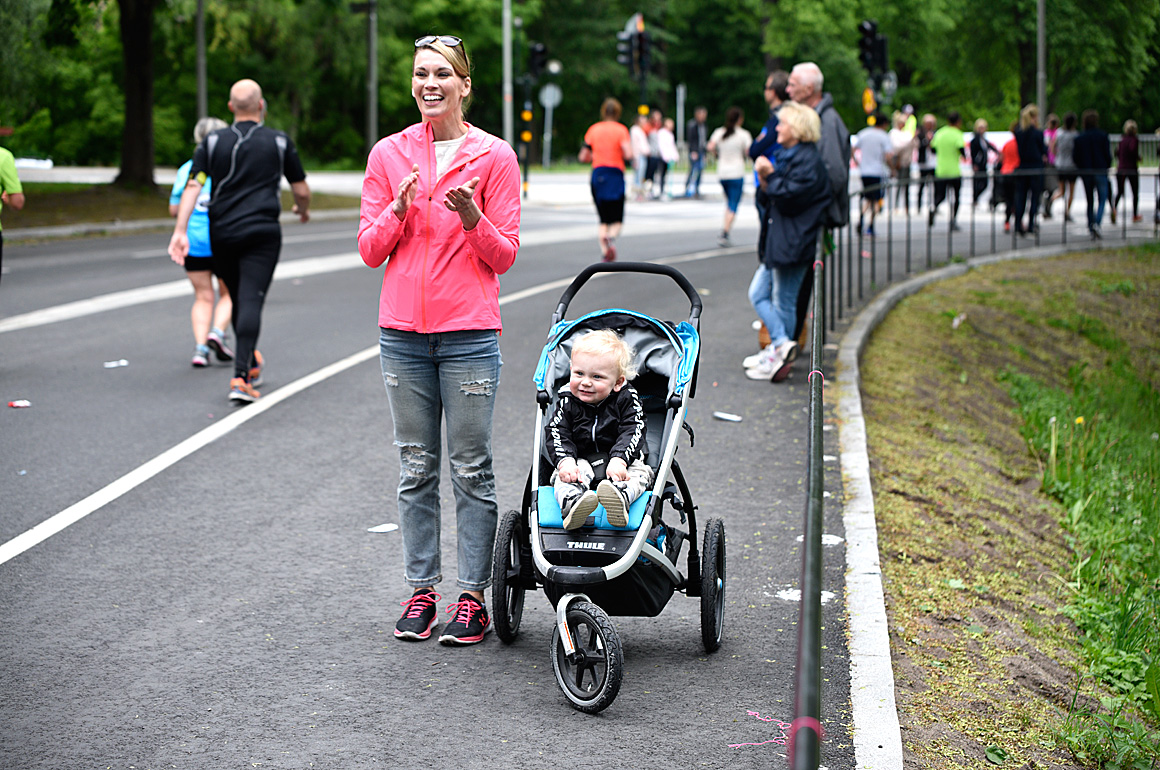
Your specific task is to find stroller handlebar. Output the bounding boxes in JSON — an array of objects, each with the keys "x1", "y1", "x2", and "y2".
[{"x1": 550, "y1": 262, "x2": 703, "y2": 327}]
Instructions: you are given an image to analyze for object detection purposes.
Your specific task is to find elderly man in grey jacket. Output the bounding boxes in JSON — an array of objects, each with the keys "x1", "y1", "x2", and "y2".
[
  {"x1": 783, "y1": 61, "x2": 851, "y2": 352},
  {"x1": 788, "y1": 62, "x2": 850, "y2": 228}
]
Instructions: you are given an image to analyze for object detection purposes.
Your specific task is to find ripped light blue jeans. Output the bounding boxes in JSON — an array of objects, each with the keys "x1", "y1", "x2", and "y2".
[{"x1": 379, "y1": 328, "x2": 502, "y2": 591}]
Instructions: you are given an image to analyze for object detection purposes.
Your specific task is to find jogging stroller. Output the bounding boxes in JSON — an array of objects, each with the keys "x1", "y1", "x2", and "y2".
[{"x1": 490, "y1": 262, "x2": 726, "y2": 713}]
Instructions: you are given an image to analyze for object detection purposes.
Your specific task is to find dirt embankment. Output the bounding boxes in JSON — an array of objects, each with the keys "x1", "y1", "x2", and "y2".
[{"x1": 857, "y1": 247, "x2": 1160, "y2": 769}]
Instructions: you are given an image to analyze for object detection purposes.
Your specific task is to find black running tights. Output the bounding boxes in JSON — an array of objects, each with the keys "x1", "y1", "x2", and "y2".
[{"x1": 211, "y1": 228, "x2": 281, "y2": 381}]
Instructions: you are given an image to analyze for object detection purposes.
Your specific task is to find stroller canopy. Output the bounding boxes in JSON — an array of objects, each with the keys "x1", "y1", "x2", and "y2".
[{"x1": 533, "y1": 309, "x2": 699, "y2": 401}]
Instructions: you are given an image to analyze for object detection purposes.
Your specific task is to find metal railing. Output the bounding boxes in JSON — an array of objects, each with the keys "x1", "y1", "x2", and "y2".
[
  {"x1": 824, "y1": 166, "x2": 1159, "y2": 337},
  {"x1": 790, "y1": 233, "x2": 830, "y2": 770}
]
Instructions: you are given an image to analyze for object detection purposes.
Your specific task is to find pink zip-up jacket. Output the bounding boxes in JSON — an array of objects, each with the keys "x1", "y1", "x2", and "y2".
[{"x1": 358, "y1": 122, "x2": 521, "y2": 333}]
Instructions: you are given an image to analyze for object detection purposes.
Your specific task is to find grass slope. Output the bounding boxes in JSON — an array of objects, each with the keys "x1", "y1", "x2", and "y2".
[{"x1": 858, "y1": 246, "x2": 1160, "y2": 768}]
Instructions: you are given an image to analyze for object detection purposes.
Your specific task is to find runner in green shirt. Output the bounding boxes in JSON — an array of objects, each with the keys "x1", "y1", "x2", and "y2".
[
  {"x1": 0, "y1": 146, "x2": 27, "y2": 285},
  {"x1": 929, "y1": 111, "x2": 966, "y2": 229}
]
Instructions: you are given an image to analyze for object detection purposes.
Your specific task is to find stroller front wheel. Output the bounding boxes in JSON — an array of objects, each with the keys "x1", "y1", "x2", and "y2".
[{"x1": 550, "y1": 601, "x2": 623, "y2": 713}]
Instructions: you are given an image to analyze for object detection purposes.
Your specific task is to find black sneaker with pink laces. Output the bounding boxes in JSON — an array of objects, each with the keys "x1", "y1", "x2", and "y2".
[
  {"x1": 394, "y1": 588, "x2": 441, "y2": 640},
  {"x1": 438, "y1": 593, "x2": 491, "y2": 645}
]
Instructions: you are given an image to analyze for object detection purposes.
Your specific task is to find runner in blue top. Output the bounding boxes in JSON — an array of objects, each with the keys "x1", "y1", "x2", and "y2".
[{"x1": 169, "y1": 117, "x2": 234, "y2": 368}]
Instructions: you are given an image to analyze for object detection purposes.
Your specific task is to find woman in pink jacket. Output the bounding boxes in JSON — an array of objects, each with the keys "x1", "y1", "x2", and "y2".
[{"x1": 358, "y1": 35, "x2": 521, "y2": 647}]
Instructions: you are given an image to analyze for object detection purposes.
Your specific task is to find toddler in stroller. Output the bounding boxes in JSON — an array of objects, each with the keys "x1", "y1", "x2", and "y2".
[{"x1": 547, "y1": 329, "x2": 654, "y2": 529}]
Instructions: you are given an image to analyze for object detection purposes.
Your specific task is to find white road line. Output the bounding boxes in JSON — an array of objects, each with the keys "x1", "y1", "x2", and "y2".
[
  {"x1": 1, "y1": 207, "x2": 754, "y2": 335},
  {"x1": 0, "y1": 254, "x2": 731, "y2": 565},
  {"x1": 0, "y1": 253, "x2": 364, "y2": 334},
  {"x1": 0, "y1": 346, "x2": 377, "y2": 566}
]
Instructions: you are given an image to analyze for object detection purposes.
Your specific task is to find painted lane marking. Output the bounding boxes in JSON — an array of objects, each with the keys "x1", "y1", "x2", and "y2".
[
  {"x1": 0, "y1": 253, "x2": 363, "y2": 334},
  {"x1": 0, "y1": 250, "x2": 731, "y2": 565},
  {"x1": 1, "y1": 204, "x2": 751, "y2": 335},
  {"x1": 0, "y1": 346, "x2": 376, "y2": 566}
]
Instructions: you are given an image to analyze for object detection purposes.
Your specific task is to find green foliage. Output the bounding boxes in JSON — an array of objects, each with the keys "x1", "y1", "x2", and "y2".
[
  {"x1": 1059, "y1": 694, "x2": 1160, "y2": 769},
  {"x1": 2, "y1": 0, "x2": 1158, "y2": 169},
  {"x1": 1001, "y1": 351, "x2": 1160, "y2": 762}
]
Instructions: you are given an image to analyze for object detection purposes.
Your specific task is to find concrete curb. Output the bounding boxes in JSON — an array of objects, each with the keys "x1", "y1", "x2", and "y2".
[{"x1": 835, "y1": 239, "x2": 1104, "y2": 770}]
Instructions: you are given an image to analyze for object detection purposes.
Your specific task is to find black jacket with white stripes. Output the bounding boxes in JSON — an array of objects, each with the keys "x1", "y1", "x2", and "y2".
[{"x1": 545, "y1": 383, "x2": 647, "y2": 469}]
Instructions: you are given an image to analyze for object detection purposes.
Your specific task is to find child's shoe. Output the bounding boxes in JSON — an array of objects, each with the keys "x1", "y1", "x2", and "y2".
[
  {"x1": 597, "y1": 480, "x2": 630, "y2": 528},
  {"x1": 562, "y1": 490, "x2": 599, "y2": 530}
]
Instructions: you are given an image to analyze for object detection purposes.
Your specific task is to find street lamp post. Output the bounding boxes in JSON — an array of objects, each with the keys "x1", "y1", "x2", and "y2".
[
  {"x1": 502, "y1": 0, "x2": 513, "y2": 145},
  {"x1": 196, "y1": 0, "x2": 206, "y2": 119},
  {"x1": 1036, "y1": 0, "x2": 1046, "y2": 118},
  {"x1": 350, "y1": 0, "x2": 379, "y2": 156},
  {"x1": 366, "y1": 0, "x2": 378, "y2": 155}
]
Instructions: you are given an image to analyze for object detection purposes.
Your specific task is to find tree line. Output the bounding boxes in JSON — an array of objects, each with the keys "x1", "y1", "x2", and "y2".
[{"x1": 2, "y1": 0, "x2": 1157, "y2": 185}]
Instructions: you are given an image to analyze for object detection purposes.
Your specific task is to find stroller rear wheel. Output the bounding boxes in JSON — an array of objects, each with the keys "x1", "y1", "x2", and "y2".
[
  {"x1": 700, "y1": 517, "x2": 726, "y2": 653},
  {"x1": 550, "y1": 601, "x2": 623, "y2": 713},
  {"x1": 491, "y1": 509, "x2": 526, "y2": 643}
]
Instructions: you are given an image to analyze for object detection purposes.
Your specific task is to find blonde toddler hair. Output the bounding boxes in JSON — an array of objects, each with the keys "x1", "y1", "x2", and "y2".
[{"x1": 572, "y1": 329, "x2": 638, "y2": 381}]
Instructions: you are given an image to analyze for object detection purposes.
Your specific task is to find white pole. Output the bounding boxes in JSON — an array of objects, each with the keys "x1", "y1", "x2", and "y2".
[{"x1": 543, "y1": 102, "x2": 554, "y2": 169}]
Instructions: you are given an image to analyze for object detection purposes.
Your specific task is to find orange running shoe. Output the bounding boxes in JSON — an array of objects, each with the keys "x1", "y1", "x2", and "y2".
[
  {"x1": 248, "y1": 350, "x2": 264, "y2": 387},
  {"x1": 228, "y1": 377, "x2": 260, "y2": 404}
]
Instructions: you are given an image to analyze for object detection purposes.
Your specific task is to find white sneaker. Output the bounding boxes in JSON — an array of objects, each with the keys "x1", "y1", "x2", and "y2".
[
  {"x1": 780, "y1": 340, "x2": 799, "y2": 364},
  {"x1": 742, "y1": 343, "x2": 776, "y2": 370},
  {"x1": 596, "y1": 480, "x2": 630, "y2": 528},
  {"x1": 770, "y1": 341, "x2": 797, "y2": 382},
  {"x1": 562, "y1": 490, "x2": 599, "y2": 530},
  {"x1": 745, "y1": 345, "x2": 787, "y2": 381}
]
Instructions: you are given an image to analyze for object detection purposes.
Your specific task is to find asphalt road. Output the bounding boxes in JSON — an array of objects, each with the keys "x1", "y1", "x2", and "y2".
[{"x1": 0, "y1": 197, "x2": 852, "y2": 769}]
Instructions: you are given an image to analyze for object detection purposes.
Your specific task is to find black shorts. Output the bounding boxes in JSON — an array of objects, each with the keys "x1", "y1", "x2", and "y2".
[
  {"x1": 1060, "y1": 172, "x2": 1077, "y2": 184},
  {"x1": 861, "y1": 176, "x2": 884, "y2": 202},
  {"x1": 184, "y1": 255, "x2": 214, "y2": 272},
  {"x1": 595, "y1": 197, "x2": 625, "y2": 225}
]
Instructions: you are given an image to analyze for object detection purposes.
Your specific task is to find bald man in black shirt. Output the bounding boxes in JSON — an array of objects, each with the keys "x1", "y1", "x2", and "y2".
[{"x1": 169, "y1": 79, "x2": 311, "y2": 404}]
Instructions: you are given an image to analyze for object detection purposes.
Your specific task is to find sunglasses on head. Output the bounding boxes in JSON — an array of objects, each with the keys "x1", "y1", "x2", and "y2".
[{"x1": 415, "y1": 35, "x2": 462, "y2": 48}]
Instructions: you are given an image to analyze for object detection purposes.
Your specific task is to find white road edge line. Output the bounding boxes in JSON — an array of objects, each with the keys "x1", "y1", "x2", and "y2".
[{"x1": 0, "y1": 250, "x2": 732, "y2": 566}]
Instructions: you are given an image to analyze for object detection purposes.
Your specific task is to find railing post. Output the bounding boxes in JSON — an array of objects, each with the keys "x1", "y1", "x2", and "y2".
[{"x1": 791, "y1": 233, "x2": 828, "y2": 770}]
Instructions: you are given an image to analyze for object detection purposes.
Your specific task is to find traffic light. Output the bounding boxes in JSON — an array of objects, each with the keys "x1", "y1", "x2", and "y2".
[
  {"x1": 616, "y1": 29, "x2": 637, "y2": 76},
  {"x1": 529, "y1": 42, "x2": 548, "y2": 80},
  {"x1": 858, "y1": 20, "x2": 877, "y2": 73},
  {"x1": 872, "y1": 33, "x2": 889, "y2": 75},
  {"x1": 616, "y1": 13, "x2": 648, "y2": 78}
]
